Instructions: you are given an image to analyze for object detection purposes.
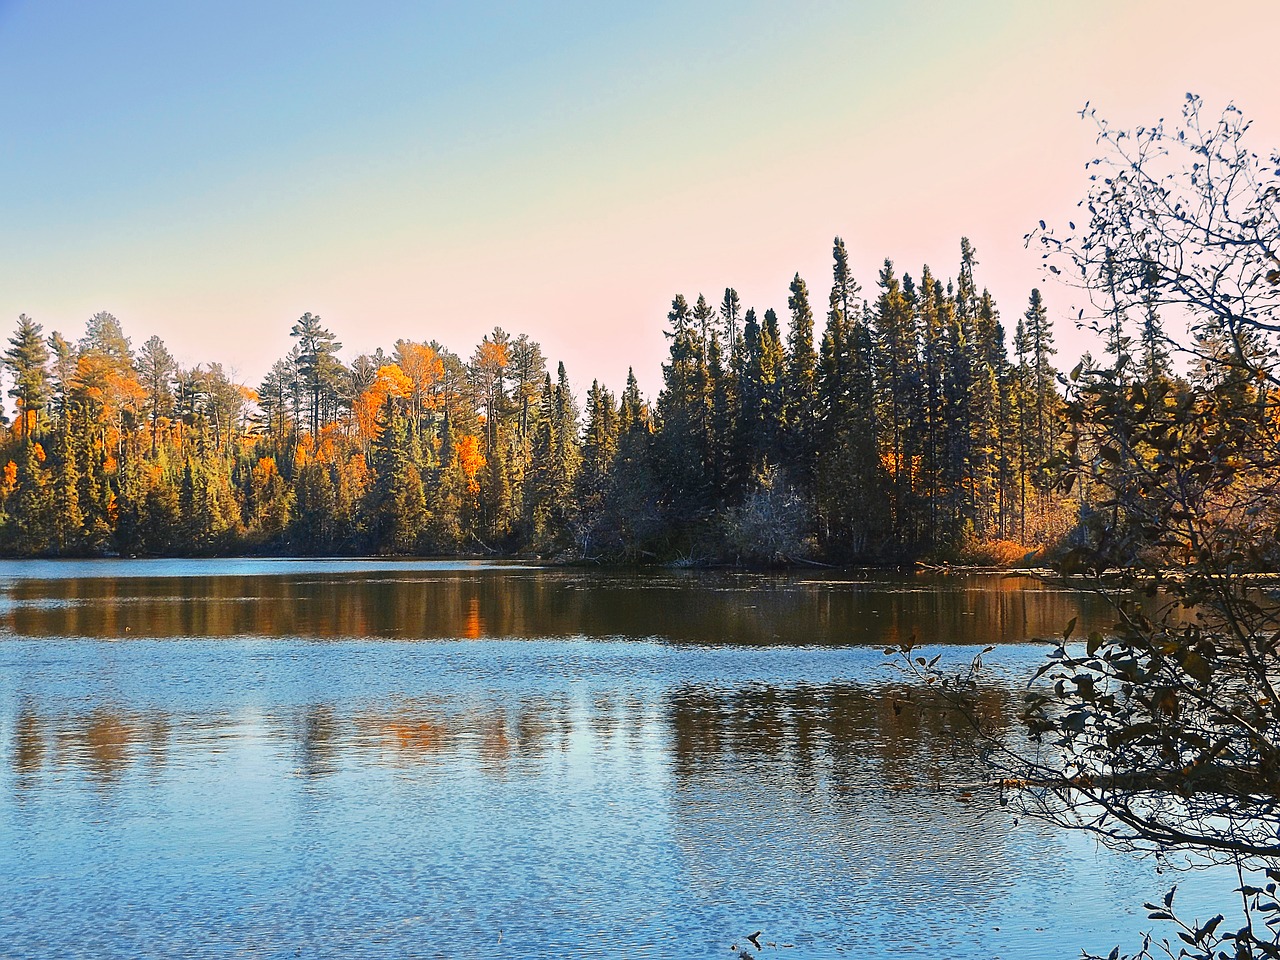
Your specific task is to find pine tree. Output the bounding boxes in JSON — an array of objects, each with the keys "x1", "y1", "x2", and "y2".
[
  {"x1": 604, "y1": 367, "x2": 661, "y2": 560},
  {"x1": 939, "y1": 282, "x2": 973, "y2": 549},
  {"x1": 815, "y1": 243, "x2": 881, "y2": 558},
  {"x1": 479, "y1": 429, "x2": 516, "y2": 545},
  {"x1": 290, "y1": 312, "x2": 344, "y2": 437},
  {"x1": 45, "y1": 332, "x2": 78, "y2": 424},
  {"x1": 10, "y1": 438, "x2": 52, "y2": 554},
  {"x1": 758, "y1": 308, "x2": 784, "y2": 467},
  {"x1": 136, "y1": 335, "x2": 178, "y2": 454},
  {"x1": 960, "y1": 241, "x2": 1006, "y2": 539},
  {"x1": 916, "y1": 268, "x2": 948, "y2": 547},
  {"x1": 5, "y1": 315, "x2": 51, "y2": 439}
]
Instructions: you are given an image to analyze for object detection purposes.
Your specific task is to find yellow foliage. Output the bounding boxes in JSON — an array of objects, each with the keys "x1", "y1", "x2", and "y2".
[{"x1": 342, "y1": 453, "x2": 371, "y2": 499}]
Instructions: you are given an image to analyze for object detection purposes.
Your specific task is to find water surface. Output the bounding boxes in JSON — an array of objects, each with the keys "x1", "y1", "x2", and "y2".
[{"x1": 0, "y1": 561, "x2": 1235, "y2": 959}]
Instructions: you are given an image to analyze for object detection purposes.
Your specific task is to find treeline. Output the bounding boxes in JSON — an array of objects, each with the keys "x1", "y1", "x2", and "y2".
[{"x1": 0, "y1": 237, "x2": 1080, "y2": 562}]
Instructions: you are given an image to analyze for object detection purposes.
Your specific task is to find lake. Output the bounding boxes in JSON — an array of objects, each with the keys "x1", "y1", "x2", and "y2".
[{"x1": 0, "y1": 560, "x2": 1238, "y2": 959}]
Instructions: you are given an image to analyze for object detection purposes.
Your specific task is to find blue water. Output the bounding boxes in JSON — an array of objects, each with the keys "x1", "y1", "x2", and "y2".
[{"x1": 0, "y1": 563, "x2": 1241, "y2": 959}]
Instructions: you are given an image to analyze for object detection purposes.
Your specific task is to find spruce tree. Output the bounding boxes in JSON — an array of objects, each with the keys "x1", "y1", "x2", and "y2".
[
  {"x1": 873, "y1": 260, "x2": 921, "y2": 551},
  {"x1": 719, "y1": 288, "x2": 742, "y2": 357},
  {"x1": 782, "y1": 273, "x2": 818, "y2": 481},
  {"x1": 368, "y1": 396, "x2": 427, "y2": 553}
]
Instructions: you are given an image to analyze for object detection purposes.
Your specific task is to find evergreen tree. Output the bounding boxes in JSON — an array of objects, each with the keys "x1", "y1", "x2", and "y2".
[
  {"x1": 873, "y1": 260, "x2": 920, "y2": 552},
  {"x1": 5, "y1": 315, "x2": 51, "y2": 439},
  {"x1": 10, "y1": 437, "x2": 52, "y2": 554},
  {"x1": 757, "y1": 308, "x2": 785, "y2": 466},
  {"x1": 655, "y1": 296, "x2": 712, "y2": 529},
  {"x1": 49, "y1": 413, "x2": 83, "y2": 553},
  {"x1": 719, "y1": 288, "x2": 742, "y2": 357},
  {"x1": 1024, "y1": 288, "x2": 1059, "y2": 470},
  {"x1": 782, "y1": 273, "x2": 818, "y2": 481},
  {"x1": 575, "y1": 379, "x2": 620, "y2": 555},
  {"x1": 290, "y1": 312, "x2": 343, "y2": 437},
  {"x1": 368, "y1": 396, "x2": 427, "y2": 553},
  {"x1": 45, "y1": 332, "x2": 77, "y2": 423},
  {"x1": 1139, "y1": 287, "x2": 1172, "y2": 384},
  {"x1": 136, "y1": 335, "x2": 178, "y2": 454}
]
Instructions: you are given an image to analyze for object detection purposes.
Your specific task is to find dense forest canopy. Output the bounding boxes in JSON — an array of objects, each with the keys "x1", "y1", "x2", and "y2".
[{"x1": 0, "y1": 234, "x2": 1172, "y2": 563}]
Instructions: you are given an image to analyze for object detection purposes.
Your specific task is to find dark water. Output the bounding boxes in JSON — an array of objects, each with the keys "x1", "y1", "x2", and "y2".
[{"x1": 0, "y1": 561, "x2": 1236, "y2": 959}]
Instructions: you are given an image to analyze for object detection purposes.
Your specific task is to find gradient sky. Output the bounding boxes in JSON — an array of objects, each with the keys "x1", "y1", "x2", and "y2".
[{"x1": 1, "y1": 0, "x2": 1276, "y2": 396}]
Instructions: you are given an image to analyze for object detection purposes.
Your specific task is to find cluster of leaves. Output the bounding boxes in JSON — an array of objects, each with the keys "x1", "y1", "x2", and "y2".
[{"x1": 1087, "y1": 878, "x2": 1280, "y2": 960}]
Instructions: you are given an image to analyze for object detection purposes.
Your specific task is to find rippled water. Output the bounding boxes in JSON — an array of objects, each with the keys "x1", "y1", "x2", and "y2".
[{"x1": 0, "y1": 561, "x2": 1237, "y2": 959}]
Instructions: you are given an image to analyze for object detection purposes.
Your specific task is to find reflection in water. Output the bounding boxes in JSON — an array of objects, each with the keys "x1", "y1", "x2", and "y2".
[
  {"x1": 0, "y1": 566, "x2": 1233, "y2": 959},
  {"x1": 0, "y1": 564, "x2": 1117, "y2": 644},
  {"x1": 667, "y1": 682, "x2": 1011, "y2": 791},
  {"x1": 9, "y1": 683, "x2": 1011, "y2": 787}
]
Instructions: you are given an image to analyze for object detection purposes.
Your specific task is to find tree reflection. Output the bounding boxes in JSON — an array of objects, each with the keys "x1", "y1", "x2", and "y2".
[
  {"x1": 11, "y1": 706, "x2": 173, "y2": 783},
  {"x1": 0, "y1": 569, "x2": 1115, "y2": 645},
  {"x1": 7, "y1": 681, "x2": 1016, "y2": 796},
  {"x1": 668, "y1": 681, "x2": 1015, "y2": 789}
]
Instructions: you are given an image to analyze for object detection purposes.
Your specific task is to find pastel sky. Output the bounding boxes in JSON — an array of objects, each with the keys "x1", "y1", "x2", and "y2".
[{"x1": 1, "y1": 0, "x2": 1276, "y2": 396}]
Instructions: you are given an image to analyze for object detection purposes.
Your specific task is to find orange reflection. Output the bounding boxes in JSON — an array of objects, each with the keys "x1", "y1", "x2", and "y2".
[{"x1": 463, "y1": 596, "x2": 483, "y2": 639}]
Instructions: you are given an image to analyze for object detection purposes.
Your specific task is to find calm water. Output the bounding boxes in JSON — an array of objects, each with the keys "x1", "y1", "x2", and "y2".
[{"x1": 0, "y1": 561, "x2": 1236, "y2": 959}]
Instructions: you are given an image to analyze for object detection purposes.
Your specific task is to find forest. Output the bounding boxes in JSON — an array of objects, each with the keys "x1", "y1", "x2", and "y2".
[{"x1": 0, "y1": 235, "x2": 1177, "y2": 563}]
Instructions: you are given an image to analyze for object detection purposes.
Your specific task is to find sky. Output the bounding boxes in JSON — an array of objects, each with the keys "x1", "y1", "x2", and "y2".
[{"x1": 1, "y1": 0, "x2": 1277, "y2": 396}]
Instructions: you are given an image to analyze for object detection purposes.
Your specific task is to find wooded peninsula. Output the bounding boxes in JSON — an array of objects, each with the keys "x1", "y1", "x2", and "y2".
[{"x1": 0, "y1": 236, "x2": 1191, "y2": 563}]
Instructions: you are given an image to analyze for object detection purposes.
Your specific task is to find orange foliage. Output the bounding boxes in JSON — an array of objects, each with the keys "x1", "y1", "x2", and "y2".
[
  {"x1": 355, "y1": 364, "x2": 413, "y2": 443},
  {"x1": 395, "y1": 341, "x2": 444, "y2": 412},
  {"x1": 252, "y1": 457, "x2": 280, "y2": 487},
  {"x1": 314, "y1": 423, "x2": 345, "y2": 464},
  {"x1": 958, "y1": 539, "x2": 1044, "y2": 568},
  {"x1": 2, "y1": 460, "x2": 16, "y2": 495},
  {"x1": 474, "y1": 338, "x2": 509, "y2": 374},
  {"x1": 456, "y1": 434, "x2": 485, "y2": 494},
  {"x1": 880, "y1": 451, "x2": 922, "y2": 485},
  {"x1": 73, "y1": 354, "x2": 146, "y2": 422}
]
